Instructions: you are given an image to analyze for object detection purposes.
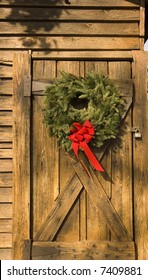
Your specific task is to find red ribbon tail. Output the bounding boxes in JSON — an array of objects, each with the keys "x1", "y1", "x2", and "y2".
[{"x1": 80, "y1": 142, "x2": 105, "y2": 172}]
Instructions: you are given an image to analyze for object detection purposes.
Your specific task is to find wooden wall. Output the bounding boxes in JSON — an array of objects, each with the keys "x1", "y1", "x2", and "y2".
[
  {"x1": 0, "y1": 0, "x2": 146, "y2": 260},
  {"x1": 0, "y1": 0, "x2": 144, "y2": 51},
  {"x1": 0, "y1": 55, "x2": 13, "y2": 259}
]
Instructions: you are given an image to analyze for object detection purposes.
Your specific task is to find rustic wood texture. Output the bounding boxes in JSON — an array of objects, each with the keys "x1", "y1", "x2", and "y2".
[
  {"x1": 0, "y1": 0, "x2": 146, "y2": 262},
  {"x1": 0, "y1": 249, "x2": 12, "y2": 260},
  {"x1": 0, "y1": 204, "x2": 12, "y2": 219},
  {"x1": 0, "y1": 220, "x2": 12, "y2": 233},
  {"x1": 0, "y1": 9, "x2": 140, "y2": 21},
  {"x1": 32, "y1": 60, "x2": 59, "y2": 239},
  {"x1": 32, "y1": 79, "x2": 134, "y2": 97},
  {"x1": 0, "y1": 96, "x2": 12, "y2": 110},
  {"x1": 0, "y1": 37, "x2": 140, "y2": 50},
  {"x1": 85, "y1": 61, "x2": 110, "y2": 241},
  {"x1": 73, "y1": 154, "x2": 132, "y2": 242},
  {"x1": 22, "y1": 240, "x2": 31, "y2": 260},
  {"x1": 0, "y1": 149, "x2": 12, "y2": 158},
  {"x1": 56, "y1": 61, "x2": 80, "y2": 242},
  {"x1": 0, "y1": 233, "x2": 12, "y2": 248},
  {"x1": 0, "y1": 173, "x2": 12, "y2": 187},
  {"x1": 0, "y1": 160, "x2": 12, "y2": 172},
  {"x1": 32, "y1": 51, "x2": 133, "y2": 60},
  {"x1": 32, "y1": 241, "x2": 135, "y2": 260},
  {"x1": 0, "y1": 112, "x2": 13, "y2": 126},
  {"x1": 34, "y1": 175, "x2": 83, "y2": 241},
  {"x1": 0, "y1": 64, "x2": 13, "y2": 78},
  {"x1": 0, "y1": 0, "x2": 142, "y2": 51},
  {"x1": 0, "y1": 52, "x2": 12, "y2": 64},
  {"x1": 0, "y1": 128, "x2": 12, "y2": 143},
  {"x1": 0, "y1": 22, "x2": 139, "y2": 36},
  {"x1": 0, "y1": 188, "x2": 12, "y2": 202},
  {"x1": 0, "y1": 143, "x2": 12, "y2": 149},
  {"x1": 32, "y1": 96, "x2": 59, "y2": 237},
  {"x1": 0, "y1": 80, "x2": 13, "y2": 95},
  {"x1": 0, "y1": 0, "x2": 140, "y2": 7},
  {"x1": 12, "y1": 51, "x2": 31, "y2": 259},
  {"x1": 132, "y1": 51, "x2": 148, "y2": 260},
  {"x1": 30, "y1": 58, "x2": 135, "y2": 260},
  {"x1": 108, "y1": 61, "x2": 133, "y2": 239},
  {"x1": 139, "y1": 0, "x2": 145, "y2": 49}
]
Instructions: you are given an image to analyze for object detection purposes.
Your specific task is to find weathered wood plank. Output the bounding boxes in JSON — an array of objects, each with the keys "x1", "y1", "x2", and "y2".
[
  {"x1": 0, "y1": 233, "x2": 12, "y2": 248},
  {"x1": 109, "y1": 61, "x2": 133, "y2": 239},
  {"x1": 85, "y1": 60, "x2": 108, "y2": 75},
  {"x1": 0, "y1": 173, "x2": 12, "y2": 187},
  {"x1": 139, "y1": 0, "x2": 145, "y2": 50},
  {"x1": 0, "y1": 96, "x2": 12, "y2": 110},
  {"x1": 140, "y1": 0, "x2": 145, "y2": 37},
  {"x1": 32, "y1": 241, "x2": 135, "y2": 260},
  {"x1": 0, "y1": 220, "x2": 12, "y2": 233},
  {"x1": 0, "y1": 112, "x2": 13, "y2": 126},
  {"x1": 0, "y1": 248, "x2": 12, "y2": 260},
  {"x1": 109, "y1": 61, "x2": 132, "y2": 79},
  {"x1": 73, "y1": 153, "x2": 132, "y2": 242},
  {"x1": 32, "y1": 97, "x2": 59, "y2": 238},
  {"x1": 32, "y1": 59, "x2": 59, "y2": 240},
  {"x1": 0, "y1": 22, "x2": 139, "y2": 36},
  {"x1": 0, "y1": 64, "x2": 13, "y2": 78},
  {"x1": 78, "y1": 61, "x2": 87, "y2": 241},
  {"x1": 12, "y1": 51, "x2": 31, "y2": 260},
  {"x1": 0, "y1": 0, "x2": 140, "y2": 7},
  {"x1": 0, "y1": 8, "x2": 140, "y2": 21},
  {"x1": 132, "y1": 51, "x2": 148, "y2": 260},
  {"x1": 32, "y1": 81, "x2": 50, "y2": 94},
  {"x1": 0, "y1": 187, "x2": 12, "y2": 202},
  {"x1": 22, "y1": 240, "x2": 31, "y2": 260},
  {"x1": 32, "y1": 51, "x2": 133, "y2": 60},
  {"x1": 57, "y1": 60, "x2": 80, "y2": 242},
  {"x1": 79, "y1": 188, "x2": 87, "y2": 241},
  {"x1": 85, "y1": 61, "x2": 110, "y2": 241},
  {"x1": 0, "y1": 159, "x2": 12, "y2": 172},
  {"x1": 0, "y1": 37, "x2": 140, "y2": 50},
  {"x1": 0, "y1": 143, "x2": 12, "y2": 149},
  {"x1": 33, "y1": 60, "x2": 56, "y2": 81},
  {"x1": 0, "y1": 127, "x2": 12, "y2": 142},
  {"x1": 35, "y1": 174, "x2": 82, "y2": 241},
  {"x1": 0, "y1": 149, "x2": 13, "y2": 158},
  {"x1": 116, "y1": 80, "x2": 133, "y2": 96},
  {"x1": 0, "y1": 80, "x2": 13, "y2": 95},
  {"x1": 0, "y1": 52, "x2": 13, "y2": 63},
  {"x1": 0, "y1": 204, "x2": 12, "y2": 219},
  {"x1": 32, "y1": 79, "x2": 133, "y2": 97}
]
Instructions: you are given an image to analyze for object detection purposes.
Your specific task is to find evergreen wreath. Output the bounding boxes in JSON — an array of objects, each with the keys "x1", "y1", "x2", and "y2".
[{"x1": 43, "y1": 71, "x2": 126, "y2": 153}]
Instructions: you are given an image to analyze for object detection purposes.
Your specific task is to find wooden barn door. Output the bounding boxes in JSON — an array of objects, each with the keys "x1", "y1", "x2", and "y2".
[{"x1": 13, "y1": 51, "x2": 136, "y2": 260}]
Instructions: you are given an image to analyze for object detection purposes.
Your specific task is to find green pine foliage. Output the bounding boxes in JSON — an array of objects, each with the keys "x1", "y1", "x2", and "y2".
[{"x1": 43, "y1": 71, "x2": 126, "y2": 151}]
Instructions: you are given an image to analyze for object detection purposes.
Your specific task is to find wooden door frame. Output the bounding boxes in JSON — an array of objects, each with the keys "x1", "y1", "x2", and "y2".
[
  {"x1": 12, "y1": 51, "x2": 148, "y2": 260},
  {"x1": 132, "y1": 51, "x2": 148, "y2": 260}
]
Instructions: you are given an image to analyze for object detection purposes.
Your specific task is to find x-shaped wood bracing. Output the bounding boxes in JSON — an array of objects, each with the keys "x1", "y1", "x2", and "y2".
[{"x1": 34, "y1": 84, "x2": 133, "y2": 243}]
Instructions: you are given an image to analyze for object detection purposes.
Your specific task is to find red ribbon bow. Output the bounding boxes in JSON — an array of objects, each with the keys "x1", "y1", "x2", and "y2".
[{"x1": 68, "y1": 120, "x2": 104, "y2": 172}]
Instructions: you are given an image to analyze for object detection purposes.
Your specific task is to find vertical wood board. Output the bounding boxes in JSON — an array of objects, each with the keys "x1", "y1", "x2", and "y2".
[
  {"x1": 12, "y1": 51, "x2": 31, "y2": 259},
  {"x1": 56, "y1": 61, "x2": 80, "y2": 242},
  {"x1": 132, "y1": 51, "x2": 148, "y2": 260},
  {"x1": 108, "y1": 61, "x2": 133, "y2": 239},
  {"x1": 32, "y1": 60, "x2": 59, "y2": 239}
]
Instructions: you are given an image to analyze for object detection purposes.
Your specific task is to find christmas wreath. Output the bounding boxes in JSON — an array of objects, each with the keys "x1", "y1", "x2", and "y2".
[{"x1": 43, "y1": 71, "x2": 126, "y2": 172}]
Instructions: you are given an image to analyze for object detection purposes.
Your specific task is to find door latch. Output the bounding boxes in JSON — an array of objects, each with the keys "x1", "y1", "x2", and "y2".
[{"x1": 131, "y1": 127, "x2": 142, "y2": 139}]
